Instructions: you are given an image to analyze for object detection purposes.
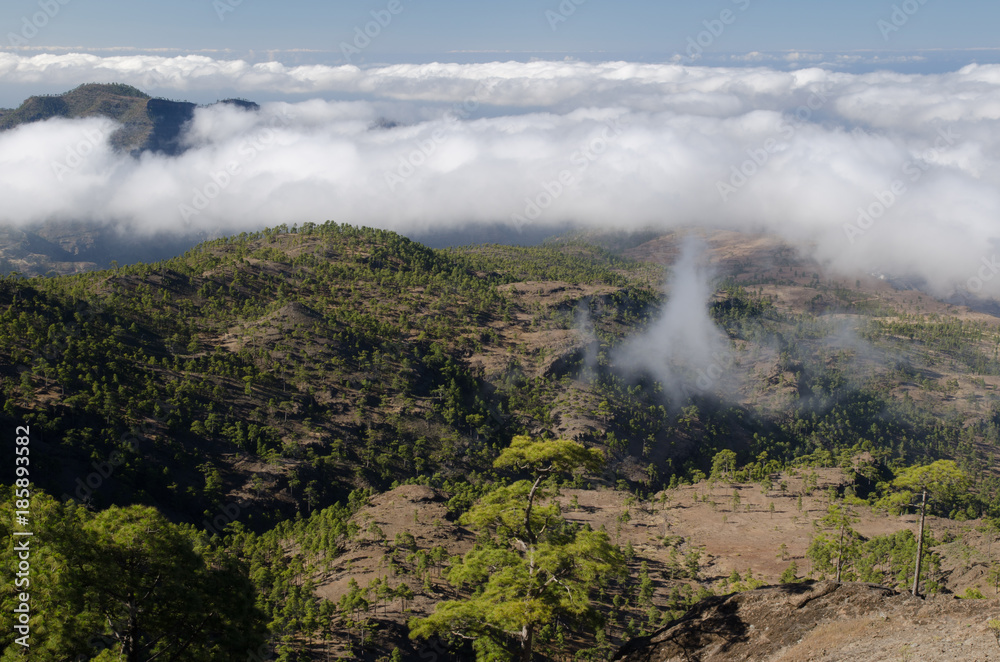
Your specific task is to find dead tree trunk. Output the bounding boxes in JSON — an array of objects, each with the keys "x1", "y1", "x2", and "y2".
[{"x1": 912, "y1": 488, "x2": 927, "y2": 597}]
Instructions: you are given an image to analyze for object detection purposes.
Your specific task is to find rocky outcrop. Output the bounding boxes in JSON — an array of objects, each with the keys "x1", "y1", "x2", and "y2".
[{"x1": 615, "y1": 582, "x2": 1000, "y2": 662}]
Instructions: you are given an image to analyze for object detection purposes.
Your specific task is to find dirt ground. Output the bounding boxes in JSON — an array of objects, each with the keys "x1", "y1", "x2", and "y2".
[
  {"x1": 311, "y1": 468, "x2": 997, "y2": 657},
  {"x1": 616, "y1": 581, "x2": 1000, "y2": 662}
]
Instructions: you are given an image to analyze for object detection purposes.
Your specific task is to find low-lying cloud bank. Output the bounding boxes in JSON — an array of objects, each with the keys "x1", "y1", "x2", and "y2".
[{"x1": 3, "y1": 55, "x2": 1000, "y2": 297}]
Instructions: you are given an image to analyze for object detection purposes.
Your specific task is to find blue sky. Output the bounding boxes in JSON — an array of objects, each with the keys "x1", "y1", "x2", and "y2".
[{"x1": 2, "y1": 0, "x2": 998, "y2": 65}]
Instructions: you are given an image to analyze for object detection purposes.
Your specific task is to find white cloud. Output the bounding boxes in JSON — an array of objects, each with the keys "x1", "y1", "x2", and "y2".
[
  {"x1": 615, "y1": 237, "x2": 733, "y2": 400},
  {"x1": 2, "y1": 55, "x2": 1000, "y2": 298}
]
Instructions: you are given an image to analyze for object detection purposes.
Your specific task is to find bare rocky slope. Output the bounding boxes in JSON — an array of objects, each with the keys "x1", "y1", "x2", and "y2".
[{"x1": 614, "y1": 581, "x2": 999, "y2": 662}]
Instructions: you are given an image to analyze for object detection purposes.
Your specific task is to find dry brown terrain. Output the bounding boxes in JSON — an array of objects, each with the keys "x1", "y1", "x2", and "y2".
[
  {"x1": 308, "y1": 467, "x2": 1000, "y2": 658},
  {"x1": 615, "y1": 582, "x2": 1000, "y2": 662}
]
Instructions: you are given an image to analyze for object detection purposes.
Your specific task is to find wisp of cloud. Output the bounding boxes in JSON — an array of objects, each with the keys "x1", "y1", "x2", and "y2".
[{"x1": 614, "y1": 237, "x2": 732, "y2": 403}]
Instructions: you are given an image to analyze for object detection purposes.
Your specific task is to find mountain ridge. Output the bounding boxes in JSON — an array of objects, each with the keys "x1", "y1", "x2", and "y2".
[{"x1": 0, "y1": 82, "x2": 260, "y2": 154}]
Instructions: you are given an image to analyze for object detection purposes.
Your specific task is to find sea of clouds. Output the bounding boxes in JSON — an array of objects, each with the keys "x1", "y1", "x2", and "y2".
[{"x1": 2, "y1": 53, "x2": 1000, "y2": 296}]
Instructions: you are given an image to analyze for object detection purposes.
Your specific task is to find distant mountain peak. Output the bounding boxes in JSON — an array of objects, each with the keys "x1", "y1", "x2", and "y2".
[
  {"x1": 0, "y1": 82, "x2": 258, "y2": 155},
  {"x1": 218, "y1": 98, "x2": 261, "y2": 111},
  {"x1": 67, "y1": 82, "x2": 151, "y2": 99}
]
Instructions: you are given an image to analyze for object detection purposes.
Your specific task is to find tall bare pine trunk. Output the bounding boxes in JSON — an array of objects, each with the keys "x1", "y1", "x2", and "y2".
[{"x1": 912, "y1": 489, "x2": 927, "y2": 596}]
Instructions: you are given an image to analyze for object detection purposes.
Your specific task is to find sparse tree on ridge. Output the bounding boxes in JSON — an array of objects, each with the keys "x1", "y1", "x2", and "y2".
[
  {"x1": 891, "y1": 461, "x2": 969, "y2": 596},
  {"x1": 409, "y1": 435, "x2": 623, "y2": 662}
]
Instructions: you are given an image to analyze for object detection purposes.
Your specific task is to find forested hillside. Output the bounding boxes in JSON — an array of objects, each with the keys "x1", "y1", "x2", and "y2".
[{"x1": 3, "y1": 221, "x2": 1000, "y2": 660}]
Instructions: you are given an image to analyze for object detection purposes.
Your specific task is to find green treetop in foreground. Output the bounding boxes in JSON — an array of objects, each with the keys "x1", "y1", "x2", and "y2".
[
  {"x1": 0, "y1": 488, "x2": 266, "y2": 661},
  {"x1": 410, "y1": 435, "x2": 623, "y2": 662},
  {"x1": 891, "y1": 460, "x2": 970, "y2": 596}
]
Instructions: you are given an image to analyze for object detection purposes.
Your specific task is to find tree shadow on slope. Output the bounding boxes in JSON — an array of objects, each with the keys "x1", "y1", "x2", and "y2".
[
  {"x1": 613, "y1": 595, "x2": 747, "y2": 662},
  {"x1": 613, "y1": 582, "x2": 823, "y2": 662}
]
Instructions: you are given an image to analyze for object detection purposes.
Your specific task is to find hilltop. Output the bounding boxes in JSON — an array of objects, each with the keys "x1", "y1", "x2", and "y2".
[
  {"x1": 2, "y1": 222, "x2": 659, "y2": 525},
  {"x1": 0, "y1": 82, "x2": 259, "y2": 154}
]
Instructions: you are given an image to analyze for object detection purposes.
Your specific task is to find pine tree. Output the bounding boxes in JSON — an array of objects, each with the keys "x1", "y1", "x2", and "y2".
[
  {"x1": 409, "y1": 436, "x2": 623, "y2": 662},
  {"x1": 892, "y1": 461, "x2": 969, "y2": 596}
]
